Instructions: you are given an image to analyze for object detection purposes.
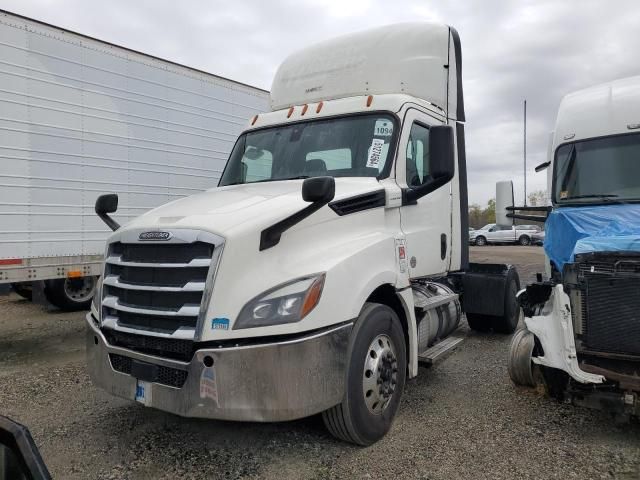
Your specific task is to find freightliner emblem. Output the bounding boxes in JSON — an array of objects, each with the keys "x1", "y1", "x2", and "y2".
[{"x1": 138, "y1": 231, "x2": 172, "y2": 241}]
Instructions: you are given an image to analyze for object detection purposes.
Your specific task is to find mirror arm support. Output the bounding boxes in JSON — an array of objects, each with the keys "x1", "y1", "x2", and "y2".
[
  {"x1": 97, "y1": 211, "x2": 120, "y2": 232},
  {"x1": 260, "y1": 177, "x2": 335, "y2": 251},
  {"x1": 401, "y1": 176, "x2": 452, "y2": 206}
]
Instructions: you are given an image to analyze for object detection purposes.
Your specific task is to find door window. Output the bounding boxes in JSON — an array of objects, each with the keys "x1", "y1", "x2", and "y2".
[{"x1": 406, "y1": 123, "x2": 430, "y2": 187}]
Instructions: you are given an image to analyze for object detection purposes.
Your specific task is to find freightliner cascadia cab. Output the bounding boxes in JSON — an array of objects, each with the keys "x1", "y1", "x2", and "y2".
[
  {"x1": 506, "y1": 76, "x2": 640, "y2": 418},
  {"x1": 88, "y1": 23, "x2": 520, "y2": 445}
]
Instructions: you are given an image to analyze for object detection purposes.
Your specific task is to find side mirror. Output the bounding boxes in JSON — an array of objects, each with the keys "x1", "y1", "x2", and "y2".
[
  {"x1": 95, "y1": 194, "x2": 120, "y2": 231},
  {"x1": 429, "y1": 125, "x2": 456, "y2": 181},
  {"x1": 404, "y1": 125, "x2": 455, "y2": 203},
  {"x1": 302, "y1": 176, "x2": 335, "y2": 203},
  {"x1": 495, "y1": 180, "x2": 515, "y2": 226},
  {"x1": 0, "y1": 416, "x2": 51, "y2": 480}
]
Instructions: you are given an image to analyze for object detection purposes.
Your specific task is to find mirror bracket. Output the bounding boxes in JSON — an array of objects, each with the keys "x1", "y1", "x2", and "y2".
[{"x1": 260, "y1": 177, "x2": 335, "y2": 251}]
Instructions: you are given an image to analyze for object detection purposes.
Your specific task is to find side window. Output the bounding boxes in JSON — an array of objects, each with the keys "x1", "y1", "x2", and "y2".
[
  {"x1": 406, "y1": 123, "x2": 430, "y2": 187},
  {"x1": 243, "y1": 147, "x2": 273, "y2": 182}
]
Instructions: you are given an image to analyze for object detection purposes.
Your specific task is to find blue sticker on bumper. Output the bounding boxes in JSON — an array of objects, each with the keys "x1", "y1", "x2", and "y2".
[{"x1": 211, "y1": 318, "x2": 230, "y2": 330}]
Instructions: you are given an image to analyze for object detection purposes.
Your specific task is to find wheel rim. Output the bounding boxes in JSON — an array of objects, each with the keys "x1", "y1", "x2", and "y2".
[
  {"x1": 476, "y1": 237, "x2": 485, "y2": 245},
  {"x1": 63, "y1": 276, "x2": 96, "y2": 303},
  {"x1": 362, "y1": 334, "x2": 398, "y2": 415},
  {"x1": 520, "y1": 237, "x2": 530, "y2": 246}
]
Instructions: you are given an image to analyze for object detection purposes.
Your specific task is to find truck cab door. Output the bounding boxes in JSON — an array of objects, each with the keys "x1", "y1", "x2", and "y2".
[{"x1": 397, "y1": 109, "x2": 452, "y2": 277}]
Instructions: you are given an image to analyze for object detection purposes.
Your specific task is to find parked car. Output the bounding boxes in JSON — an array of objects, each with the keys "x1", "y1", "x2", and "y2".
[
  {"x1": 470, "y1": 224, "x2": 541, "y2": 246},
  {"x1": 532, "y1": 230, "x2": 545, "y2": 246}
]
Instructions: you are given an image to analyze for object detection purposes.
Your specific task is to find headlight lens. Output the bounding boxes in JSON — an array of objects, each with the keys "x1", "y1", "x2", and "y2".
[{"x1": 234, "y1": 274, "x2": 325, "y2": 329}]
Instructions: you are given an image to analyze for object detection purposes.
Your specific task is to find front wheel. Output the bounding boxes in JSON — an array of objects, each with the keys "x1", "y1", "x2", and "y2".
[
  {"x1": 474, "y1": 236, "x2": 487, "y2": 246},
  {"x1": 44, "y1": 276, "x2": 97, "y2": 311},
  {"x1": 322, "y1": 303, "x2": 407, "y2": 445}
]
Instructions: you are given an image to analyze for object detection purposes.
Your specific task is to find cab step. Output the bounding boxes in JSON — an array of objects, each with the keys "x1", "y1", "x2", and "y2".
[{"x1": 418, "y1": 334, "x2": 465, "y2": 365}]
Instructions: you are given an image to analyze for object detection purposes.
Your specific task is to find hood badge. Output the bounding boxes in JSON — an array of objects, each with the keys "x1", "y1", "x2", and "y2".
[{"x1": 139, "y1": 231, "x2": 172, "y2": 241}]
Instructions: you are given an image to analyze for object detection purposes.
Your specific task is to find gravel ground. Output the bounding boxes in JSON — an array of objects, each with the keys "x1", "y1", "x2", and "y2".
[{"x1": 1, "y1": 246, "x2": 639, "y2": 479}]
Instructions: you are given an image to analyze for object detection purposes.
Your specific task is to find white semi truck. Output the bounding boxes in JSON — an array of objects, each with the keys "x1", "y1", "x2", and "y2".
[
  {"x1": 506, "y1": 76, "x2": 640, "y2": 417},
  {"x1": 87, "y1": 22, "x2": 521, "y2": 445},
  {"x1": 0, "y1": 9, "x2": 268, "y2": 310}
]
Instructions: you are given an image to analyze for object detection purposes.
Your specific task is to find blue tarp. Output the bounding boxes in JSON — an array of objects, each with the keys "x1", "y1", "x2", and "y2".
[{"x1": 544, "y1": 204, "x2": 640, "y2": 271}]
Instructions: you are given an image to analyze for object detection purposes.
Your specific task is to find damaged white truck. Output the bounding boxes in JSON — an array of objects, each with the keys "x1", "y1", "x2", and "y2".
[
  {"x1": 87, "y1": 23, "x2": 521, "y2": 445},
  {"x1": 507, "y1": 76, "x2": 640, "y2": 418}
]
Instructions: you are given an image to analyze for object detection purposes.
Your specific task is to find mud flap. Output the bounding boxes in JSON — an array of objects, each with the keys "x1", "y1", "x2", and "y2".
[{"x1": 461, "y1": 263, "x2": 520, "y2": 333}]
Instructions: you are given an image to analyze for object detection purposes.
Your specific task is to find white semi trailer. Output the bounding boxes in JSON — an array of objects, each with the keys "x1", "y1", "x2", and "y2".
[
  {"x1": 0, "y1": 9, "x2": 269, "y2": 310},
  {"x1": 87, "y1": 22, "x2": 521, "y2": 445},
  {"x1": 505, "y1": 76, "x2": 640, "y2": 418}
]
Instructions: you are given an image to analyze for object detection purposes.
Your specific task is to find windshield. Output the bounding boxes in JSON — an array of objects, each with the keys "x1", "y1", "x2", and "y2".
[
  {"x1": 219, "y1": 114, "x2": 397, "y2": 186},
  {"x1": 553, "y1": 133, "x2": 640, "y2": 204},
  {"x1": 479, "y1": 224, "x2": 494, "y2": 231}
]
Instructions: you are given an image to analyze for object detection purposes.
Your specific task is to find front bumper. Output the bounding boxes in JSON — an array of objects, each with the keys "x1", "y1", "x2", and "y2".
[{"x1": 86, "y1": 314, "x2": 352, "y2": 422}]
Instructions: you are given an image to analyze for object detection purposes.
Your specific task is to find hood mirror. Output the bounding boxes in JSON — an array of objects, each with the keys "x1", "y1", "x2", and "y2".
[
  {"x1": 302, "y1": 176, "x2": 335, "y2": 203},
  {"x1": 95, "y1": 193, "x2": 120, "y2": 231}
]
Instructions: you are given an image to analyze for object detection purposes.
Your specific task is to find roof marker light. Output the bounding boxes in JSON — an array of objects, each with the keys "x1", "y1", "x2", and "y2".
[
  {"x1": 316, "y1": 101, "x2": 324, "y2": 113},
  {"x1": 301, "y1": 104, "x2": 308, "y2": 115},
  {"x1": 251, "y1": 114, "x2": 258, "y2": 125},
  {"x1": 287, "y1": 106, "x2": 294, "y2": 118},
  {"x1": 366, "y1": 95, "x2": 373, "y2": 107}
]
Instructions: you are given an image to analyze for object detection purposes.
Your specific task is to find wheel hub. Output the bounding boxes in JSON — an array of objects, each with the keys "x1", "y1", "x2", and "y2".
[
  {"x1": 362, "y1": 334, "x2": 398, "y2": 414},
  {"x1": 63, "y1": 276, "x2": 96, "y2": 302}
]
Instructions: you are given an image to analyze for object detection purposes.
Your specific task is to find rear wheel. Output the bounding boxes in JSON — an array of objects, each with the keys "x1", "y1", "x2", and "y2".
[
  {"x1": 518, "y1": 235, "x2": 531, "y2": 246},
  {"x1": 44, "y1": 276, "x2": 97, "y2": 311},
  {"x1": 322, "y1": 302, "x2": 407, "y2": 445},
  {"x1": 474, "y1": 236, "x2": 487, "y2": 246},
  {"x1": 10, "y1": 282, "x2": 32, "y2": 300}
]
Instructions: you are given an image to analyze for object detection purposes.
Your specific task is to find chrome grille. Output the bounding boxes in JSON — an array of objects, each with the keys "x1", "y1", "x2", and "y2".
[{"x1": 100, "y1": 230, "x2": 223, "y2": 341}]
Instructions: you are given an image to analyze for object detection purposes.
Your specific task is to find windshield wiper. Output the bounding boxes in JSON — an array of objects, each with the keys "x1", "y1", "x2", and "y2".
[{"x1": 563, "y1": 194, "x2": 619, "y2": 201}]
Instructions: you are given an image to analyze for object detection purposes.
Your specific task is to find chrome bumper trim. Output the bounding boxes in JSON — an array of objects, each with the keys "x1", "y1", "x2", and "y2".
[{"x1": 86, "y1": 314, "x2": 353, "y2": 422}]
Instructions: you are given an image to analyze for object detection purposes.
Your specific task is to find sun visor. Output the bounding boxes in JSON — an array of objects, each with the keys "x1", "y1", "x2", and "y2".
[{"x1": 270, "y1": 23, "x2": 463, "y2": 121}]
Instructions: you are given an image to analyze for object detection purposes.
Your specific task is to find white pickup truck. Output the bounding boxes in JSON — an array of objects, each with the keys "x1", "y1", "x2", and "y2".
[
  {"x1": 87, "y1": 22, "x2": 521, "y2": 445},
  {"x1": 470, "y1": 224, "x2": 541, "y2": 246}
]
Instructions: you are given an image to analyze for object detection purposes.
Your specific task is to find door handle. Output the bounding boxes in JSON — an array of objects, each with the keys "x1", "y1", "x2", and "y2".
[{"x1": 441, "y1": 233, "x2": 447, "y2": 260}]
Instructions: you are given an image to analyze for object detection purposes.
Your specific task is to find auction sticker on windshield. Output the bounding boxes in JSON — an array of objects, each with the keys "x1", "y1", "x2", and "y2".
[
  {"x1": 366, "y1": 138, "x2": 386, "y2": 168},
  {"x1": 135, "y1": 380, "x2": 152, "y2": 406},
  {"x1": 374, "y1": 119, "x2": 393, "y2": 137}
]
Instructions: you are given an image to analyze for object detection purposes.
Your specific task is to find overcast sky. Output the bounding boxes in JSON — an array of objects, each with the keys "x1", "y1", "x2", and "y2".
[{"x1": 2, "y1": 0, "x2": 639, "y2": 205}]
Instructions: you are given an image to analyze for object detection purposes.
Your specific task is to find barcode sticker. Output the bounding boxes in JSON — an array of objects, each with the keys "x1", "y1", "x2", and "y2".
[{"x1": 366, "y1": 138, "x2": 386, "y2": 168}]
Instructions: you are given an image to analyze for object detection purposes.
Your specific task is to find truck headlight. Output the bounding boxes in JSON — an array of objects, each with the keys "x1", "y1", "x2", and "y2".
[{"x1": 234, "y1": 274, "x2": 325, "y2": 329}]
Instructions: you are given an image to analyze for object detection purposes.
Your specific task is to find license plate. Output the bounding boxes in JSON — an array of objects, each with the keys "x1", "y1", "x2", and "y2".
[{"x1": 135, "y1": 380, "x2": 152, "y2": 406}]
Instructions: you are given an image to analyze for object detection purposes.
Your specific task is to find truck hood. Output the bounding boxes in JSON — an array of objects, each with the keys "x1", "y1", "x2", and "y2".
[
  {"x1": 545, "y1": 203, "x2": 640, "y2": 270},
  {"x1": 124, "y1": 177, "x2": 384, "y2": 236}
]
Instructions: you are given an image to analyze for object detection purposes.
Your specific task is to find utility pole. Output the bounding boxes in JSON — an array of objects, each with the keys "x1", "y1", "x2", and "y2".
[{"x1": 524, "y1": 99, "x2": 527, "y2": 206}]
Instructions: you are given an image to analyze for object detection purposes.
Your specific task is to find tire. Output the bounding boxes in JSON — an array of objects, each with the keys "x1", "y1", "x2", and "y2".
[
  {"x1": 44, "y1": 276, "x2": 97, "y2": 311},
  {"x1": 474, "y1": 236, "x2": 487, "y2": 246},
  {"x1": 490, "y1": 267, "x2": 521, "y2": 333},
  {"x1": 466, "y1": 313, "x2": 492, "y2": 332},
  {"x1": 518, "y1": 235, "x2": 531, "y2": 246},
  {"x1": 322, "y1": 302, "x2": 407, "y2": 445},
  {"x1": 10, "y1": 282, "x2": 32, "y2": 300},
  {"x1": 508, "y1": 328, "x2": 536, "y2": 387}
]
